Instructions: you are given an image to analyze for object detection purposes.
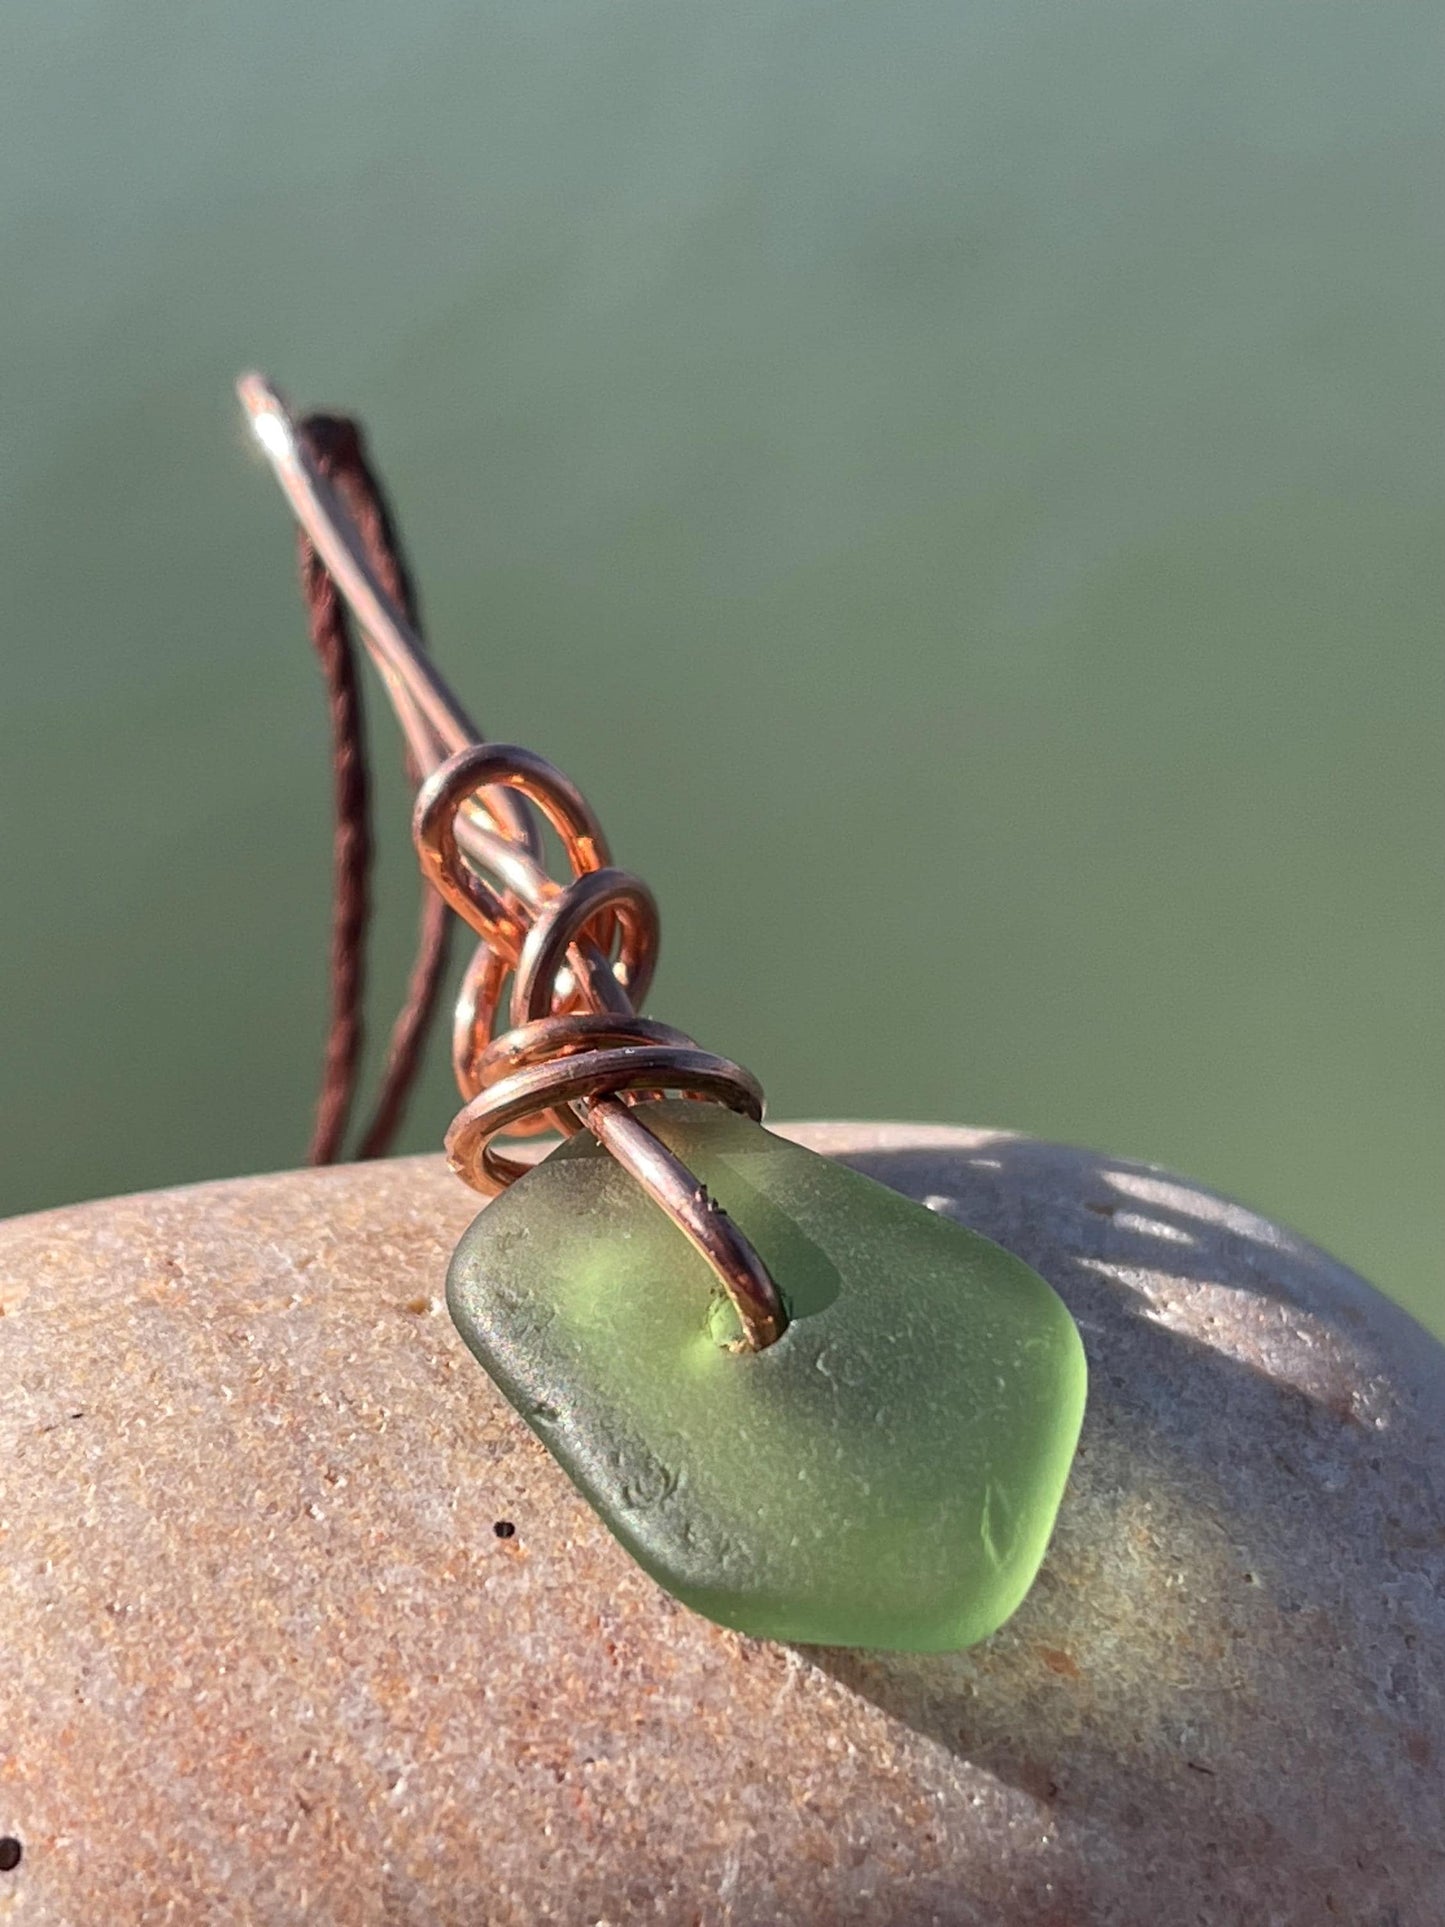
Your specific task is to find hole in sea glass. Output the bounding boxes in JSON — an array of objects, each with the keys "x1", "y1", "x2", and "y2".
[
  {"x1": 493, "y1": 1520, "x2": 516, "y2": 1539},
  {"x1": 0, "y1": 1840, "x2": 22, "y2": 1874}
]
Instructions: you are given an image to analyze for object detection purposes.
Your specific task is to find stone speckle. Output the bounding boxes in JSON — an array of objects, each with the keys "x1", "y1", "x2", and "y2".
[{"x1": 0, "y1": 1126, "x2": 1441, "y2": 1925}]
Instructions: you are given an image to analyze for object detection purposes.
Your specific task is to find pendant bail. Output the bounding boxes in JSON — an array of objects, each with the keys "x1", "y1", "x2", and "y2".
[{"x1": 239, "y1": 372, "x2": 788, "y2": 1351}]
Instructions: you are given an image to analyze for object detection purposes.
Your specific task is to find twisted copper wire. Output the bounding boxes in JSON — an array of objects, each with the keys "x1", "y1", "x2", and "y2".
[
  {"x1": 243, "y1": 373, "x2": 786, "y2": 1352},
  {"x1": 414, "y1": 744, "x2": 783, "y2": 1349}
]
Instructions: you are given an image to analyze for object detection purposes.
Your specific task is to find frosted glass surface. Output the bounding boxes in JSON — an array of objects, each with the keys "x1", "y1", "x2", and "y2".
[{"x1": 449, "y1": 1103, "x2": 1086, "y2": 1650}]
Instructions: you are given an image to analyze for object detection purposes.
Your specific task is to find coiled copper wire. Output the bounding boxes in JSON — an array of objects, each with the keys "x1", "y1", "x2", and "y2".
[
  {"x1": 415, "y1": 745, "x2": 780, "y2": 1349},
  {"x1": 240, "y1": 374, "x2": 786, "y2": 1351}
]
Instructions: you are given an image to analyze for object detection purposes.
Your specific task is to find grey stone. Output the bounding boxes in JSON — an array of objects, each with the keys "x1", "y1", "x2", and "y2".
[{"x1": 0, "y1": 1125, "x2": 1441, "y2": 1925}]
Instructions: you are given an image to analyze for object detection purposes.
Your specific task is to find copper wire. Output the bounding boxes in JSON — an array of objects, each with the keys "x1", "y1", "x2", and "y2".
[
  {"x1": 417, "y1": 742, "x2": 782, "y2": 1350},
  {"x1": 240, "y1": 374, "x2": 787, "y2": 1351}
]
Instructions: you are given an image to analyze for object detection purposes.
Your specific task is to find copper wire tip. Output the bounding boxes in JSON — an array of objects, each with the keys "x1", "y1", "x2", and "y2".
[{"x1": 236, "y1": 370, "x2": 291, "y2": 454}]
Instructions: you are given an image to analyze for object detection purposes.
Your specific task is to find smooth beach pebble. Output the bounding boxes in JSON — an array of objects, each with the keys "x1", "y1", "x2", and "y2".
[{"x1": 0, "y1": 1126, "x2": 1441, "y2": 1925}]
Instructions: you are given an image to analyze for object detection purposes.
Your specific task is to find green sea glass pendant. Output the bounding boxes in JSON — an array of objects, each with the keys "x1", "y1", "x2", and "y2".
[
  {"x1": 241, "y1": 379, "x2": 1088, "y2": 1654},
  {"x1": 449, "y1": 1100, "x2": 1086, "y2": 1652}
]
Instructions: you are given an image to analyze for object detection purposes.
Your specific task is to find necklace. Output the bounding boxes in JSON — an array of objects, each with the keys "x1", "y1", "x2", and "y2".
[{"x1": 240, "y1": 373, "x2": 1085, "y2": 1652}]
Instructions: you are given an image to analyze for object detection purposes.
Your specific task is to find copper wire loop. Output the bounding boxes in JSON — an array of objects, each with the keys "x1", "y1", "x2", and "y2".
[
  {"x1": 449, "y1": 1032, "x2": 765, "y2": 1189},
  {"x1": 419, "y1": 742, "x2": 785, "y2": 1352},
  {"x1": 242, "y1": 375, "x2": 788, "y2": 1353}
]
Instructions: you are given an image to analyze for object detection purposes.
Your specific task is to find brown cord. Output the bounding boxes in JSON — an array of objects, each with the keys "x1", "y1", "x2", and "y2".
[{"x1": 296, "y1": 415, "x2": 453, "y2": 1164}]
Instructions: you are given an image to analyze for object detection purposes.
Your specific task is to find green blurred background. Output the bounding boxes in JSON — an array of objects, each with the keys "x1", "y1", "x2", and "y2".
[{"x1": 0, "y1": 3, "x2": 1439, "y2": 1333}]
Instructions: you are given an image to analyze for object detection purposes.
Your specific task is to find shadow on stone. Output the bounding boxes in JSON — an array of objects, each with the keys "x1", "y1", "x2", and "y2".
[{"x1": 790, "y1": 1134, "x2": 1445, "y2": 1920}]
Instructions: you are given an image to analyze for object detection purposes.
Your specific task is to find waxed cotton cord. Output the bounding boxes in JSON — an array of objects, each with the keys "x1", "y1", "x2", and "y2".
[{"x1": 294, "y1": 414, "x2": 453, "y2": 1165}]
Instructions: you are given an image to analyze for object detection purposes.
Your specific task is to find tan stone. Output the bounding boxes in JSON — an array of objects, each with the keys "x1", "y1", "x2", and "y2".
[{"x1": 0, "y1": 1125, "x2": 1441, "y2": 1925}]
